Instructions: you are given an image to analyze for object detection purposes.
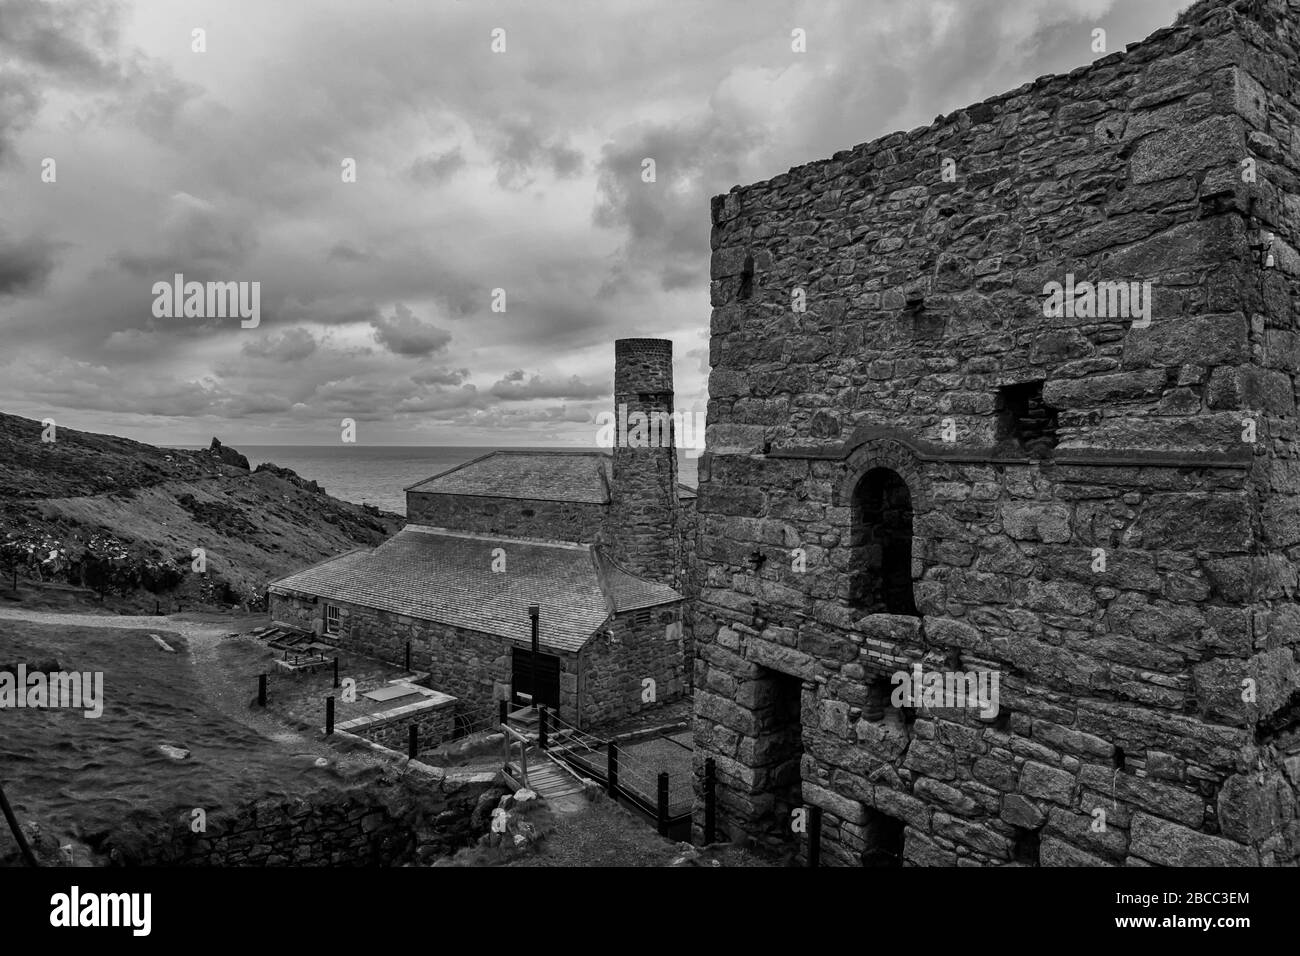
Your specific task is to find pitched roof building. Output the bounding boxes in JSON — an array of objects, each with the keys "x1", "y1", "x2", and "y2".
[{"x1": 268, "y1": 339, "x2": 693, "y2": 729}]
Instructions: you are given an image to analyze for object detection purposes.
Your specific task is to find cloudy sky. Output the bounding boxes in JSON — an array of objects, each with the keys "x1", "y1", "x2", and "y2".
[{"x1": 0, "y1": 0, "x2": 1190, "y2": 447}]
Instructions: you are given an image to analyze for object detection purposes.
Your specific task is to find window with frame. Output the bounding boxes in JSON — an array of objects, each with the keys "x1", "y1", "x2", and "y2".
[{"x1": 325, "y1": 604, "x2": 340, "y2": 635}]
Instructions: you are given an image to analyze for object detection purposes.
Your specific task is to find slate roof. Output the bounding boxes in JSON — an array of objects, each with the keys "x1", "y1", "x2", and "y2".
[
  {"x1": 405, "y1": 450, "x2": 612, "y2": 503},
  {"x1": 404, "y1": 449, "x2": 697, "y2": 503},
  {"x1": 267, "y1": 525, "x2": 681, "y2": 653}
]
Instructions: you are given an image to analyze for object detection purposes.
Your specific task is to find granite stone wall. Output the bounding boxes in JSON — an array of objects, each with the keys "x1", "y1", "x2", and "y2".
[
  {"x1": 115, "y1": 777, "x2": 493, "y2": 867},
  {"x1": 269, "y1": 591, "x2": 579, "y2": 721},
  {"x1": 579, "y1": 603, "x2": 688, "y2": 726},
  {"x1": 693, "y1": 0, "x2": 1300, "y2": 867},
  {"x1": 271, "y1": 591, "x2": 685, "y2": 729},
  {"x1": 343, "y1": 699, "x2": 457, "y2": 755}
]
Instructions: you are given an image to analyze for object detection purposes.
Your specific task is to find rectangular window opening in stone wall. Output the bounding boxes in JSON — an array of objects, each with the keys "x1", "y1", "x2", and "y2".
[
  {"x1": 737, "y1": 253, "x2": 754, "y2": 301},
  {"x1": 995, "y1": 381, "x2": 1058, "y2": 458},
  {"x1": 325, "y1": 604, "x2": 340, "y2": 636},
  {"x1": 861, "y1": 808, "x2": 905, "y2": 867},
  {"x1": 1012, "y1": 826, "x2": 1041, "y2": 866},
  {"x1": 849, "y1": 468, "x2": 919, "y2": 616}
]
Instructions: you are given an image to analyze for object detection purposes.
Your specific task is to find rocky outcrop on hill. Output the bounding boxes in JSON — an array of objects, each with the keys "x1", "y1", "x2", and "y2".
[
  {"x1": 207, "y1": 437, "x2": 250, "y2": 470},
  {"x1": 254, "y1": 461, "x2": 322, "y2": 494},
  {"x1": 0, "y1": 412, "x2": 403, "y2": 608}
]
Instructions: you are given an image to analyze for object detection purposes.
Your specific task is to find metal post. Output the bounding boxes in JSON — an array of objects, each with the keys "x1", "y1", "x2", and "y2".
[
  {"x1": 704, "y1": 757, "x2": 717, "y2": 844},
  {"x1": 538, "y1": 705, "x2": 548, "y2": 750},
  {"x1": 0, "y1": 779, "x2": 37, "y2": 867},
  {"x1": 808, "y1": 805, "x2": 823, "y2": 868},
  {"x1": 325, "y1": 696, "x2": 334, "y2": 735},
  {"x1": 258, "y1": 673, "x2": 267, "y2": 707},
  {"x1": 408, "y1": 725, "x2": 418, "y2": 759},
  {"x1": 657, "y1": 773, "x2": 670, "y2": 836},
  {"x1": 528, "y1": 605, "x2": 540, "y2": 703},
  {"x1": 607, "y1": 741, "x2": 619, "y2": 798}
]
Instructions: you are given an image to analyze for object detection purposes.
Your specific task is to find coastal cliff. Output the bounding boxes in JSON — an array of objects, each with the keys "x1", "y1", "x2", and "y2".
[{"x1": 0, "y1": 412, "x2": 402, "y2": 608}]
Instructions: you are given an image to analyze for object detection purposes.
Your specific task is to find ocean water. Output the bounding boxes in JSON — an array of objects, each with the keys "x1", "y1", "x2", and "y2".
[{"x1": 210, "y1": 446, "x2": 701, "y2": 516}]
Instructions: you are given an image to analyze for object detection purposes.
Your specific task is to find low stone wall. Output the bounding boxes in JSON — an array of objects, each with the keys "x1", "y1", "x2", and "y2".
[
  {"x1": 106, "y1": 768, "x2": 497, "y2": 867},
  {"x1": 338, "y1": 693, "x2": 457, "y2": 756}
]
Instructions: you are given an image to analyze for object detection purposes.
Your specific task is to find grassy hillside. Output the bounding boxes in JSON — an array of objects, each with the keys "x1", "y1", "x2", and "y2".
[{"x1": 0, "y1": 412, "x2": 403, "y2": 608}]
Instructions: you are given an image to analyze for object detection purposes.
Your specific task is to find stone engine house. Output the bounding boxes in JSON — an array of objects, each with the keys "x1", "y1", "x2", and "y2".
[
  {"x1": 269, "y1": 339, "x2": 694, "y2": 729},
  {"x1": 693, "y1": 0, "x2": 1300, "y2": 866}
]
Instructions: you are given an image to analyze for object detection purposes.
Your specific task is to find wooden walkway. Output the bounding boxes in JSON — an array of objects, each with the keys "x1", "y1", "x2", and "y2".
[
  {"x1": 504, "y1": 750, "x2": 586, "y2": 800},
  {"x1": 501, "y1": 709, "x2": 586, "y2": 801}
]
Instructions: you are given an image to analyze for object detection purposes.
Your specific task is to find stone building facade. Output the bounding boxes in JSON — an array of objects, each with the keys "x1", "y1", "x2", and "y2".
[
  {"x1": 270, "y1": 339, "x2": 694, "y2": 729},
  {"x1": 693, "y1": 0, "x2": 1300, "y2": 866},
  {"x1": 270, "y1": 565, "x2": 684, "y2": 728}
]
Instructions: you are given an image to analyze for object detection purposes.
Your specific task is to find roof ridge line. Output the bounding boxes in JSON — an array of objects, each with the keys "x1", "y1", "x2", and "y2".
[
  {"x1": 402, "y1": 449, "x2": 499, "y2": 492},
  {"x1": 589, "y1": 544, "x2": 618, "y2": 618},
  {"x1": 400, "y1": 524, "x2": 593, "y2": 550},
  {"x1": 266, "y1": 546, "x2": 372, "y2": 587}
]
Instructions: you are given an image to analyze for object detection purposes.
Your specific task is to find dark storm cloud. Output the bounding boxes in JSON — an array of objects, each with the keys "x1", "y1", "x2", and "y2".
[
  {"x1": 240, "y1": 327, "x2": 318, "y2": 362},
  {"x1": 0, "y1": 233, "x2": 60, "y2": 295},
  {"x1": 370, "y1": 303, "x2": 453, "y2": 357},
  {"x1": 111, "y1": 192, "x2": 258, "y2": 277},
  {"x1": 411, "y1": 367, "x2": 470, "y2": 386},
  {"x1": 0, "y1": 0, "x2": 1193, "y2": 443},
  {"x1": 326, "y1": 241, "x2": 371, "y2": 263},
  {"x1": 274, "y1": 294, "x2": 380, "y2": 328},
  {"x1": 410, "y1": 147, "x2": 467, "y2": 185},
  {"x1": 493, "y1": 119, "x2": 585, "y2": 189},
  {"x1": 489, "y1": 371, "x2": 607, "y2": 401},
  {"x1": 593, "y1": 114, "x2": 748, "y2": 294},
  {"x1": 0, "y1": 0, "x2": 123, "y2": 82},
  {"x1": 0, "y1": 0, "x2": 197, "y2": 159}
]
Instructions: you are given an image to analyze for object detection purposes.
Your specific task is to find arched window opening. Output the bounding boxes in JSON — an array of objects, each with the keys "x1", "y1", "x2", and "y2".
[{"x1": 850, "y1": 467, "x2": 918, "y2": 616}]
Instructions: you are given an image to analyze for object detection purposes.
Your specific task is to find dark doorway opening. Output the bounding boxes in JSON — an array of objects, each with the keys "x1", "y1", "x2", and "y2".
[
  {"x1": 753, "y1": 667, "x2": 804, "y2": 847},
  {"x1": 511, "y1": 648, "x2": 561, "y2": 710},
  {"x1": 861, "y1": 808, "x2": 906, "y2": 866},
  {"x1": 850, "y1": 467, "x2": 918, "y2": 616}
]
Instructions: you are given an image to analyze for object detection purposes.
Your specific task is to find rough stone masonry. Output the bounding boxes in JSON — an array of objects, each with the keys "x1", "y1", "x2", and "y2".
[{"x1": 692, "y1": 0, "x2": 1300, "y2": 866}]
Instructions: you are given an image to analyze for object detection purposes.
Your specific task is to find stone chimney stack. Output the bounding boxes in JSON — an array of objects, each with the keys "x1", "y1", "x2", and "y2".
[{"x1": 609, "y1": 338, "x2": 680, "y2": 586}]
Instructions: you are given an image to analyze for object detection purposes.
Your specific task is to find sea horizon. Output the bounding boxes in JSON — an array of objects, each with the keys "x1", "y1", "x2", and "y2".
[{"x1": 170, "y1": 443, "x2": 700, "y2": 515}]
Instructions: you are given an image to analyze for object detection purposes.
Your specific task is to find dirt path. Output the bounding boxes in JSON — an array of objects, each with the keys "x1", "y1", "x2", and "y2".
[{"x1": 0, "y1": 607, "x2": 232, "y2": 643}]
